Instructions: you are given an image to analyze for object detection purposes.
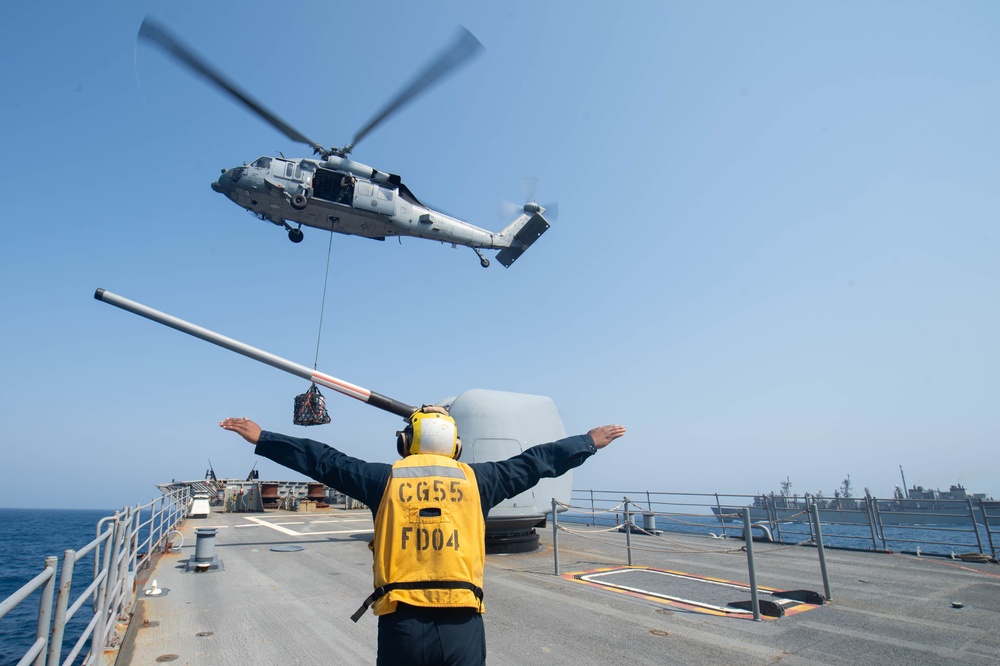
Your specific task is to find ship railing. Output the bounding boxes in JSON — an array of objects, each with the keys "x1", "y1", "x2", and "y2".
[
  {"x1": 0, "y1": 486, "x2": 191, "y2": 666},
  {"x1": 569, "y1": 489, "x2": 998, "y2": 559}
]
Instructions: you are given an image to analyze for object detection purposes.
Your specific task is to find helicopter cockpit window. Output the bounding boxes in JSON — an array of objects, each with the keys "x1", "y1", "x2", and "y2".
[{"x1": 252, "y1": 157, "x2": 272, "y2": 169}]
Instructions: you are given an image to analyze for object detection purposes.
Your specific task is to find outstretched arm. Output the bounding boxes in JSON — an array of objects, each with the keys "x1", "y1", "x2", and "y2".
[
  {"x1": 219, "y1": 417, "x2": 391, "y2": 511},
  {"x1": 473, "y1": 425, "x2": 627, "y2": 514},
  {"x1": 220, "y1": 417, "x2": 262, "y2": 444}
]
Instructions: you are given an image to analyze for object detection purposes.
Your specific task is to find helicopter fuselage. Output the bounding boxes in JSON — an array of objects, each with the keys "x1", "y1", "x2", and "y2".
[{"x1": 212, "y1": 155, "x2": 500, "y2": 248}]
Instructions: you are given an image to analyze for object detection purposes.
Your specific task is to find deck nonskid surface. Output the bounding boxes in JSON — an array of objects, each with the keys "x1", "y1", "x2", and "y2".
[{"x1": 124, "y1": 509, "x2": 1000, "y2": 665}]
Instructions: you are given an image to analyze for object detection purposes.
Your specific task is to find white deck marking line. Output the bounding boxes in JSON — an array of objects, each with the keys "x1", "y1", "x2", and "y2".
[
  {"x1": 243, "y1": 515, "x2": 302, "y2": 536},
  {"x1": 306, "y1": 528, "x2": 374, "y2": 535},
  {"x1": 235, "y1": 520, "x2": 369, "y2": 528},
  {"x1": 240, "y1": 515, "x2": 373, "y2": 536},
  {"x1": 233, "y1": 522, "x2": 304, "y2": 528},
  {"x1": 610, "y1": 568, "x2": 753, "y2": 592}
]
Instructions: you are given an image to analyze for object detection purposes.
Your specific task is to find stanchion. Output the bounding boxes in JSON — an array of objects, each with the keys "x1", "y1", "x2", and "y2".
[
  {"x1": 47, "y1": 549, "x2": 77, "y2": 665},
  {"x1": 34, "y1": 556, "x2": 57, "y2": 666},
  {"x1": 810, "y1": 503, "x2": 832, "y2": 602},
  {"x1": 864, "y1": 494, "x2": 880, "y2": 551},
  {"x1": 552, "y1": 498, "x2": 560, "y2": 576},
  {"x1": 967, "y1": 498, "x2": 985, "y2": 554},
  {"x1": 624, "y1": 497, "x2": 633, "y2": 566},
  {"x1": 742, "y1": 509, "x2": 761, "y2": 621}
]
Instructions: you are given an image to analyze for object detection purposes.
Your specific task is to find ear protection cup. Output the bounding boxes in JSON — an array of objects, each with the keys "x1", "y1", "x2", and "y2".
[
  {"x1": 396, "y1": 425, "x2": 413, "y2": 458},
  {"x1": 453, "y1": 437, "x2": 462, "y2": 460}
]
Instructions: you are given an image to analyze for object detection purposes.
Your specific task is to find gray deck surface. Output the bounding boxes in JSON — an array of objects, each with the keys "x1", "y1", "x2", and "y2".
[{"x1": 121, "y1": 508, "x2": 1000, "y2": 665}]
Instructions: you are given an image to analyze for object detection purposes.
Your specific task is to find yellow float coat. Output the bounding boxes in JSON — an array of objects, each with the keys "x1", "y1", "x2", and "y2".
[{"x1": 370, "y1": 454, "x2": 485, "y2": 615}]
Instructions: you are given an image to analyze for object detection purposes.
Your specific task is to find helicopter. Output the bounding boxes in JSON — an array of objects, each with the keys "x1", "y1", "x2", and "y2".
[{"x1": 138, "y1": 18, "x2": 552, "y2": 268}]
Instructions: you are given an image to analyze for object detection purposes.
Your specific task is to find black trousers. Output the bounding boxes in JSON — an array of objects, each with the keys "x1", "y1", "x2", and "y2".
[{"x1": 377, "y1": 603, "x2": 486, "y2": 666}]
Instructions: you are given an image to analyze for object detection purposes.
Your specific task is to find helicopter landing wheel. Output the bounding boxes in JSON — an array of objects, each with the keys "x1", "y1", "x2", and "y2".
[
  {"x1": 473, "y1": 247, "x2": 490, "y2": 268},
  {"x1": 288, "y1": 228, "x2": 304, "y2": 243},
  {"x1": 290, "y1": 193, "x2": 307, "y2": 210}
]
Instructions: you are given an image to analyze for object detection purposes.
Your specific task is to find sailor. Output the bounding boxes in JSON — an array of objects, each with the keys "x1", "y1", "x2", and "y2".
[
  {"x1": 220, "y1": 407, "x2": 625, "y2": 666},
  {"x1": 339, "y1": 174, "x2": 356, "y2": 203}
]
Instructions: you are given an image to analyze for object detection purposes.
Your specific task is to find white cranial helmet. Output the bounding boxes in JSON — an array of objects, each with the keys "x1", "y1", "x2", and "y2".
[{"x1": 396, "y1": 407, "x2": 461, "y2": 459}]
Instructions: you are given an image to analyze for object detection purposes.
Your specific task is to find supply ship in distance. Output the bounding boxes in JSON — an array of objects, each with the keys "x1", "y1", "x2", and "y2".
[{"x1": 712, "y1": 473, "x2": 997, "y2": 526}]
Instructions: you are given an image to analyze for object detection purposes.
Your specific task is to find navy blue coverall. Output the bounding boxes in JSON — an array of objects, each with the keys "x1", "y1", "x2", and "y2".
[{"x1": 254, "y1": 431, "x2": 598, "y2": 666}]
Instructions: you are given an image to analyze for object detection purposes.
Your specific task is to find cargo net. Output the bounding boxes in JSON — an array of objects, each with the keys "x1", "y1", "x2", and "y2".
[{"x1": 293, "y1": 384, "x2": 331, "y2": 426}]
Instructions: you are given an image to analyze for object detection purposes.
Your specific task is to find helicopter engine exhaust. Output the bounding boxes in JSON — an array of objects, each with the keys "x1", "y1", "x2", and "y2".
[{"x1": 94, "y1": 288, "x2": 417, "y2": 419}]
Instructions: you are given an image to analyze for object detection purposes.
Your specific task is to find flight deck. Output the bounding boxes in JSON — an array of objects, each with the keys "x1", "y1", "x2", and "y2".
[{"x1": 120, "y1": 507, "x2": 1000, "y2": 665}]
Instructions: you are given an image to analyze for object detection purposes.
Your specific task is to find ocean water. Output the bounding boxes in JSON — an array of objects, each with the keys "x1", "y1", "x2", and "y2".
[{"x1": 0, "y1": 508, "x2": 113, "y2": 666}]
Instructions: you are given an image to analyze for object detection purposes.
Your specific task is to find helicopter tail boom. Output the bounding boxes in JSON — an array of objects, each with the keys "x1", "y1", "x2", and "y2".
[{"x1": 495, "y1": 212, "x2": 550, "y2": 267}]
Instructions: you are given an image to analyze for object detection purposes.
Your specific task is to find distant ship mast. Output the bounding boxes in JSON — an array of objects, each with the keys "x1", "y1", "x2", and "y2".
[{"x1": 780, "y1": 476, "x2": 792, "y2": 497}]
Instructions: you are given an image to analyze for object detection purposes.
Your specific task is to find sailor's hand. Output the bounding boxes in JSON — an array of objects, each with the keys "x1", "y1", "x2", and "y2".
[
  {"x1": 219, "y1": 417, "x2": 262, "y2": 445},
  {"x1": 588, "y1": 425, "x2": 626, "y2": 449}
]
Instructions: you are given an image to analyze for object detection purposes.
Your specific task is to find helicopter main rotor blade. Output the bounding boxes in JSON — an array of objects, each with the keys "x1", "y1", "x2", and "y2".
[
  {"x1": 347, "y1": 26, "x2": 483, "y2": 153},
  {"x1": 138, "y1": 17, "x2": 325, "y2": 155}
]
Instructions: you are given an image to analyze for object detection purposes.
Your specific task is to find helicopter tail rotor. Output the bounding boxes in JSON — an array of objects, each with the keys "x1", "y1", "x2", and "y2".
[
  {"x1": 499, "y1": 177, "x2": 558, "y2": 222},
  {"x1": 500, "y1": 199, "x2": 558, "y2": 222}
]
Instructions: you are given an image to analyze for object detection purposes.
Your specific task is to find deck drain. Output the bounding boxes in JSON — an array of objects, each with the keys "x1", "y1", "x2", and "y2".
[
  {"x1": 270, "y1": 545, "x2": 305, "y2": 552},
  {"x1": 649, "y1": 630, "x2": 671, "y2": 637},
  {"x1": 196, "y1": 631, "x2": 214, "y2": 637},
  {"x1": 155, "y1": 656, "x2": 179, "y2": 662}
]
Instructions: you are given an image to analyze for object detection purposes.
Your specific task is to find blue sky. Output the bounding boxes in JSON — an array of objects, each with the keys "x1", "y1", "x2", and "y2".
[{"x1": 1, "y1": 1, "x2": 998, "y2": 510}]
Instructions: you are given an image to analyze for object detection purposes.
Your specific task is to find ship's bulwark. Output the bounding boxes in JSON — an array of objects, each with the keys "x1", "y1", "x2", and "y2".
[{"x1": 119, "y1": 508, "x2": 1000, "y2": 664}]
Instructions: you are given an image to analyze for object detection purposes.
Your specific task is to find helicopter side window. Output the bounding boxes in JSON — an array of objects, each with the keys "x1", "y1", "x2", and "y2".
[
  {"x1": 285, "y1": 162, "x2": 295, "y2": 179},
  {"x1": 357, "y1": 182, "x2": 373, "y2": 197},
  {"x1": 376, "y1": 188, "x2": 393, "y2": 202},
  {"x1": 252, "y1": 157, "x2": 271, "y2": 169}
]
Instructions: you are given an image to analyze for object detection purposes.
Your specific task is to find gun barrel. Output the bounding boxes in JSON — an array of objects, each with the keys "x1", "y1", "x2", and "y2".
[{"x1": 94, "y1": 288, "x2": 416, "y2": 419}]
